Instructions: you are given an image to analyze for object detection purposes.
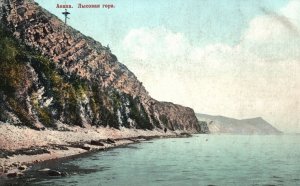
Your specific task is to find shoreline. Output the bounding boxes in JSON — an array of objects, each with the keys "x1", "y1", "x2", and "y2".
[{"x1": 0, "y1": 123, "x2": 193, "y2": 178}]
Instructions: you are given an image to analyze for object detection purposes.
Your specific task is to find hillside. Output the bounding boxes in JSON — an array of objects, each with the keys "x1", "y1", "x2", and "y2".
[
  {"x1": 196, "y1": 113, "x2": 281, "y2": 134},
  {"x1": 0, "y1": 0, "x2": 206, "y2": 133}
]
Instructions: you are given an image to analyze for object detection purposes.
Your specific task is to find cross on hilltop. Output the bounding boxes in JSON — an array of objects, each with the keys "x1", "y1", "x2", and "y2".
[{"x1": 62, "y1": 9, "x2": 70, "y2": 24}]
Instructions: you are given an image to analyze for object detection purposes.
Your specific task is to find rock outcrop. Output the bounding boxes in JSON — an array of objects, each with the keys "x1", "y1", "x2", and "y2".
[
  {"x1": 196, "y1": 113, "x2": 281, "y2": 134},
  {"x1": 0, "y1": 0, "x2": 203, "y2": 133}
]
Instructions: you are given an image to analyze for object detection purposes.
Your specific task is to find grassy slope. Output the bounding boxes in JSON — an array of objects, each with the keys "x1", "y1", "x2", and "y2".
[{"x1": 0, "y1": 27, "x2": 154, "y2": 130}]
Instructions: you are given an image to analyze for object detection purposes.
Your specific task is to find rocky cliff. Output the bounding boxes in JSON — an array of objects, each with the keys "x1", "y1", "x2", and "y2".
[
  {"x1": 196, "y1": 113, "x2": 281, "y2": 134},
  {"x1": 0, "y1": 0, "x2": 202, "y2": 133}
]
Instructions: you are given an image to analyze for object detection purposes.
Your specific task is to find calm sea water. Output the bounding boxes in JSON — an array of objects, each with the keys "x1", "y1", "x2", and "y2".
[{"x1": 2, "y1": 134, "x2": 300, "y2": 186}]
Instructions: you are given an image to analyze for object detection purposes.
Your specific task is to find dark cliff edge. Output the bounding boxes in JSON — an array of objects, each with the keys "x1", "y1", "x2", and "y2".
[
  {"x1": 0, "y1": 0, "x2": 203, "y2": 133},
  {"x1": 196, "y1": 113, "x2": 282, "y2": 134}
]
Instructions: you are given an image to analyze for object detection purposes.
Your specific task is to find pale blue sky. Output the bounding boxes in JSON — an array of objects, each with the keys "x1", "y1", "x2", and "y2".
[{"x1": 36, "y1": 0, "x2": 288, "y2": 49}]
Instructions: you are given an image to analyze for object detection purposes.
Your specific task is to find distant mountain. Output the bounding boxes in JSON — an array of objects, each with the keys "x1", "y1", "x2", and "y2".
[{"x1": 196, "y1": 113, "x2": 282, "y2": 134}]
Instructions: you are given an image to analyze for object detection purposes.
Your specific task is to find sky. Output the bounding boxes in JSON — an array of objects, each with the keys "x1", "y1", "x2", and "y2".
[{"x1": 36, "y1": 0, "x2": 300, "y2": 133}]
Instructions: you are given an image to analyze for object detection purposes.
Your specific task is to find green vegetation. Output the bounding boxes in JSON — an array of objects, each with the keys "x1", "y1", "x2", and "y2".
[
  {"x1": 111, "y1": 90, "x2": 122, "y2": 112},
  {"x1": 0, "y1": 26, "x2": 155, "y2": 130},
  {"x1": 36, "y1": 107, "x2": 52, "y2": 127},
  {"x1": 6, "y1": 97, "x2": 33, "y2": 127},
  {"x1": 151, "y1": 115, "x2": 161, "y2": 129},
  {"x1": 159, "y1": 114, "x2": 168, "y2": 126},
  {"x1": 0, "y1": 27, "x2": 84, "y2": 128},
  {"x1": 128, "y1": 96, "x2": 153, "y2": 130},
  {"x1": 0, "y1": 29, "x2": 28, "y2": 94},
  {"x1": 0, "y1": 28, "x2": 35, "y2": 127},
  {"x1": 90, "y1": 85, "x2": 120, "y2": 128}
]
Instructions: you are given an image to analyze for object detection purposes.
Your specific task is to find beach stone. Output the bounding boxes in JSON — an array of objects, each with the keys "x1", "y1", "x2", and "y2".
[
  {"x1": 47, "y1": 170, "x2": 61, "y2": 176},
  {"x1": 106, "y1": 138, "x2": 115, "y2": 144},
  {"x1": 18, "y1": 165, "x2": 27, "y2": 171},
  {"x1": 60, "y1": 146, "x2": 69, "y2": 150},
  {"x1": 6, "y1": 172, "x2": 17, "y2": 177},
  {"x1": 12, "y1": 162, "x2": 19, "y2": 167},
  {"x1": 39, "y1": 127, "x2": 46, "y2": 131},
  {"x1": 18, "y1": 148, "x2": 50, "y2": 155},
  {"x1": 17, "y1": 172, "x2": 24, "y2": 177},
  {"x1": 180, "y1": 132, "x2": 192, "y2": 137},
  {"x1": 3, "y1": 166, "x2": 8, "y2": 173},
  {"x1": 81, "y1": 144, "x2": 91, "y2": 151},
  {"x1": 38, "y1": 168, "x2": 50, "y2": 172},
  {"x1": 91, "y1": 140, "x2": 104, "y2": 146},
  {"x1": 54, "y1": 145, "x2": 69, "y2": 150},
  {"x1": 61, "y1": 172, "x2": 68, "y2": 177}
]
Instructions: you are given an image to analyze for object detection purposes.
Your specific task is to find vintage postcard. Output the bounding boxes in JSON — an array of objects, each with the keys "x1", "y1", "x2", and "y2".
[{"x1": 0, "y1": 0, "x2": 299, "y2": 185}]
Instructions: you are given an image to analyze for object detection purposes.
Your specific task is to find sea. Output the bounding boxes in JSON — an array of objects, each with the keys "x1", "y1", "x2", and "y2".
[{"x1": 1, "y1": 134, "x2": 300, "y2": 186}]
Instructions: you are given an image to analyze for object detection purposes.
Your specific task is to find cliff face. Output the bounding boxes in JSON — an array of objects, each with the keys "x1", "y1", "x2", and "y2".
[
  {"x1": 0, "y1": 0, "x2": 202, "y2": 132},
  {"x1": 196, "y1": 113, "x2": 281, "y2": 134}
]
